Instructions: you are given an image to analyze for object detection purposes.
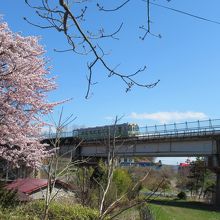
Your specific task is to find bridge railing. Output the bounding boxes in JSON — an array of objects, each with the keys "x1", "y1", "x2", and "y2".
[
  {"x1": 139, "y1": 119, "x2": 220, "y2": 138},
  {"x1": 42, "y1": 119, "x2": 220, "y2": 140}
]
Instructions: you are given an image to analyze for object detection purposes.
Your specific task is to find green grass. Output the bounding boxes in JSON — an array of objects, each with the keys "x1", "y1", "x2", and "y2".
[
  {"x1": 1, "y1": 198, "x2": 220, "y2": 220},
  {"x1": 149, "y1": 199, "x2": 220, "y2": 220}
]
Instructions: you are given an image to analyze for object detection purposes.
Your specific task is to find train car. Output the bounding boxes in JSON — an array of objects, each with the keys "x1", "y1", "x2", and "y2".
[{"x1": 72, "y1": 123, "x2": 139, "y2": 140}]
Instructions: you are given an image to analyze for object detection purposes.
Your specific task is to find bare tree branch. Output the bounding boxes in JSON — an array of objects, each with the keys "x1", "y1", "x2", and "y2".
[
  {"x1": 97, "y1": 0, "x2": 131, "y2": 12},
  {"x1": 24, "y1": 0, "x2": 160, "y2": 98},
  {"x1": 108, "y1": 178, "x2": 165, "y2": 220}
]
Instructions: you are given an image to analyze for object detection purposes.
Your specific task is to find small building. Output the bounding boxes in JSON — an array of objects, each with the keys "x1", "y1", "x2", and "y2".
[
  {"x1": 120, "y1": 157, "x2": 162, "y2": 169},
  {"x1": 179, "y1": 162, "x2": 190, "y2": 167},
  {"x1": 120, "y1": 157, "x2": 135, "y2": 166},
  {"x1": 5, "y1": 178, "x2": 75, "y2": 201}
]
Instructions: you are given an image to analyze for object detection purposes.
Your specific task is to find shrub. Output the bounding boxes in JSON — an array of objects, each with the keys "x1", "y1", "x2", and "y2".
[
  {"x1": 113, "y1": 168, "x2": 132, "y2": 195},
  {"x1": 177, "y1": 191, "x2": 187, "y2": 200},
  {"x1": 0, "y1": 207, "x2": 38, "y2": 220},
  {"x1": 0, "y1": 200, "x2": 103, "y2": 220},
  {"x1": 23, "y1": 200, "x2": 100, "y2": 220},
  {"x1": 0, "y1": 187, "x2": 19, "y2": 208}
]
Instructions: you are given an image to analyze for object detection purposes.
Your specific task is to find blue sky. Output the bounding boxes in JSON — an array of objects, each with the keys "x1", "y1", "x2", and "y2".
[{"x1": 1, "y1": 1, "x2": 220, "y2": 164}]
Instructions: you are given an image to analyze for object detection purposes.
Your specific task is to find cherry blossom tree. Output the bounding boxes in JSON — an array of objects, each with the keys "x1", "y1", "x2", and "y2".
[{"x1": 0, "y1": 20, "x2": 57, "y2": 168}]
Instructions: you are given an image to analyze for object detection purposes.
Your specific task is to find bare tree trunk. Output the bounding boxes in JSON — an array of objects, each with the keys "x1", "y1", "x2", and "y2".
[
  {"x1": 41, "y1": 109, "x2": 84, "y2": 220},
  {"x1": 97, "y1": 117, "x2": 163, "y2": 220},
  {"x1": 99, "y1": 119, "x2": 118, "y2": 219},
  {"x1": 43, "y1": 203, "x2": 49, "y2": 220}
]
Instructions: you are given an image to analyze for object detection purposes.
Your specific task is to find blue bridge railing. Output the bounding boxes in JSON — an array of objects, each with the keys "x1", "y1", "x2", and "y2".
[
  {"x1": 138, "y1": 118, "x2": 220, "y2": 138},
  {"x1": 42, "y1": 118, "x2": 220, "y2": 140}
]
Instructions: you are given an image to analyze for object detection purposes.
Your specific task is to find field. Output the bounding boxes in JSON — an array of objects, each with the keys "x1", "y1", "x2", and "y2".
[{"x1": 149, "y1": 199, "x2": 220, "y2": 220}]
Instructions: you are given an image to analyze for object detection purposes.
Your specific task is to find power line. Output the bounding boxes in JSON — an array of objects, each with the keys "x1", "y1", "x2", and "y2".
[{"x1": 150, "y1": 2, "x2": 220, "y2": 25}]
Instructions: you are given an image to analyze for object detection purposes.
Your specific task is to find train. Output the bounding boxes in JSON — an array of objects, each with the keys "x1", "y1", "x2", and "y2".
[{"x1": 72, "y1": 123, "x2": 139, "y2": 140}]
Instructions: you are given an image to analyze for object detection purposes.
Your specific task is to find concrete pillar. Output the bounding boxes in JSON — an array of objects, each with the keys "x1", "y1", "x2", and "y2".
[
  {"x1": 216, "y1": 173, "x2": 220, "y2": 207},
  {"x1": 215, "y1": 139, "x2": 220, "y2": 208},
  {"x1": 207, "y1": 140, "x2": 220, "y2": 207}
]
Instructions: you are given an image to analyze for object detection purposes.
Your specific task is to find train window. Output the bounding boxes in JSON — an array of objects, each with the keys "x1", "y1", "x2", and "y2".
[{"x1": 130, "y1": 124, "x2": 138, "y2": 132}]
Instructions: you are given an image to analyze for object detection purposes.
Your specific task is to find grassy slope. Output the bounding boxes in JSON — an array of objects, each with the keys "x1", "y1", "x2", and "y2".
[{"x1": 149, "y1": 200, "x2": 220, "y2": 220}]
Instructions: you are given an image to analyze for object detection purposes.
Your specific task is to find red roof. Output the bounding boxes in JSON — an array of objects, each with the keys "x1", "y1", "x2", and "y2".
[
  {"x1": 179, "y1": 163, "x2": 190, "y2": 167},
  {"x1": 6, "y1": 178, "x2": 48, "y2": 194},
  {"x1": 6, "y1": 178, "x2": 75, "y2": 195}
]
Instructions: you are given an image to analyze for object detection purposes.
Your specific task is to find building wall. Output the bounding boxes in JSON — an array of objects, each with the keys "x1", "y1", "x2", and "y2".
[{"x1": 29, "y1": 186, "x2": 75, "y2": 200}]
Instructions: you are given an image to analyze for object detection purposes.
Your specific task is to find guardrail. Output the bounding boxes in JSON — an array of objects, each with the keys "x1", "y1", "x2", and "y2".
[
  {"x1": 138, "y1": 118, "x2": 220, "y2": 138},
  {"x1": 42, "y1": 118, "x2": 220, "y2": 140}
]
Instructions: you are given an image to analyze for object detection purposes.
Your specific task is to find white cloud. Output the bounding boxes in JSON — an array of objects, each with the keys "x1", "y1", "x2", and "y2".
[
  {"x1": 104, "y1": 116, "x2": 114, "y2": 120},
  {"x1": 128, "y1": 111, "x2": 208, "y2": 123}
]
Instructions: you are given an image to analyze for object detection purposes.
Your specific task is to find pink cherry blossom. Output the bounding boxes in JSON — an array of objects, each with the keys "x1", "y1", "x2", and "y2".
[{"x1": 0, "y1": 20, "x2": 57, "y2": 168}]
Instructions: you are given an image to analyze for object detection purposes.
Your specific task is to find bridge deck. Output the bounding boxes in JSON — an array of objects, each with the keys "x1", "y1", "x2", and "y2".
[{"x1": 43, "y1": 119, "x2": 220, "y2": 158}]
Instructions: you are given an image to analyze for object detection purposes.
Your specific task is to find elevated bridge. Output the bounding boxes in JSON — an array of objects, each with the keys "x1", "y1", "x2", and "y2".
[
  {"x1": 43, "y1": 119, "x2": 220, "y2": 206},
  {"x1": 44, "y1": 119, "x2": 220, "y2": 158}
]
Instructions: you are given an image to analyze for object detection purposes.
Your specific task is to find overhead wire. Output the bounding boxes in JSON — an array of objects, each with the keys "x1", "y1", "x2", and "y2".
[{"x1": 150, "y1": 2, "x2": 220, "y2": 25}]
